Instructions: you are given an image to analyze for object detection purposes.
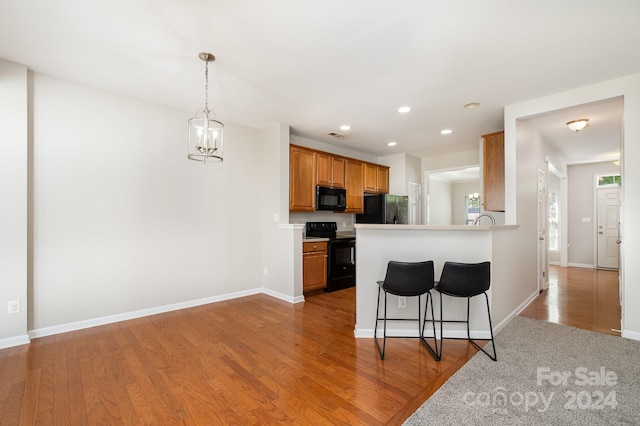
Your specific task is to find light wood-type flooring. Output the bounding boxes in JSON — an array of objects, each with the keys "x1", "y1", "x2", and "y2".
[
  {"x1": 0, "y1": 288, "x2": 478, "y2": 425},
  {"x1": 519, "y1": 265, "x2": 621, "y2": 336},
  {"x1": 1, "y1": 265, "x2": 621, "y2": 425}
]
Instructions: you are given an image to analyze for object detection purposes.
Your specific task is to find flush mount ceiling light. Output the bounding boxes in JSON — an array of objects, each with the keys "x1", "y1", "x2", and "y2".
[
  {"x1": 340, "y1": 125, "x2": 351, "y2": 131},
  {"x1": 464, "y1": 102, "x2": 480, "y2": 109},
  {"x1": 440, "y1": 129, "x2": 453, "y2": 135},
  {"x1": 397, "y1": 106, "x2": 411, "y2": 113},
  {"x1": 387, "y1": 141, "x2": 397, "y2": 147},
  {"x1": 566, "y1": 118, "x2": 589, "y2": 132},
  {"x1": 188, "y1": 52, "x2": 224, "y2": 164}
]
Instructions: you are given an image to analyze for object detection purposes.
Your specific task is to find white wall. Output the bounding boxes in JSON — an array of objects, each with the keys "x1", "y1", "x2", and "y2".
[
  {"x1": 261, "y1": 124, "x2": 304, "y2": 301},
  {"x1": 421, "y1": 149, "x2": 479, "y2": 172},
  {"x1": 427, "y1": 177, "x2": 452, "y2": 225},
  {"x1": 290, "y1": 134, "x2": 378, "y2": 164},
  {"x1": 29, "y1": 74, "x2": 265, "y2": 332},
  {"x1": 505, "y1": 73, "x2": 640, "y2": 341},
  {"x1": 0, "y1": 60, "x2": 29, "y2": 347},
  {"x1": 567, "y1": 162, "x2": 620, "y2": 267},
  {"x1": 379, "y1": 153, "x2": 422, "y2": 196}
]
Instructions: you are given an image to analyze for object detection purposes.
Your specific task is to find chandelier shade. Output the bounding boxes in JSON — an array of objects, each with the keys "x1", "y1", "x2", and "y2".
[{"x1": 188, "y1": 52, "x2": 224, "y2": 164}]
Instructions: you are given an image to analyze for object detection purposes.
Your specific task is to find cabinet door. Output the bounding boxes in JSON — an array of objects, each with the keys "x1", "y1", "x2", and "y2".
[
  {"x1": 303, "y1": 250, "x2": 327, "y2": 292},
  {"x1": 289, "y1": 145, "x2": 317, "y2": 211},
  {"x1": 363, "y1": 163, "x2": 377, "y2": 192},
  {"x1": 345, "y1": 160, "x2": 364, "y2": 213},
  {"x1": 316, "y1": 152, "x2": 332, "y2": 187},
  {"x1": 482, "y1": 131, "x2": 505, "y2": 212},
  {"x1": 317, "y1": 153, "x2": 345, "y2": 189},
  {"x1": 377, "y1": 166, "x2": 389, "y2": 194},
  {"x1": 331, "y1": 157, "x2": 345, "y2": 189}
]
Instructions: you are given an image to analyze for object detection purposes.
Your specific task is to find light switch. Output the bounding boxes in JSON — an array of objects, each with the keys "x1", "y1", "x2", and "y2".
[{"x1": 581, "y1": 217, "x2": 591, "y2": 223}]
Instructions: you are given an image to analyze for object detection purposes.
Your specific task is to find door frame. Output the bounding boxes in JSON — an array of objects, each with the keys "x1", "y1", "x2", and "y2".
[{"x1": 537, "y1": 168, "x2": 548, "y2": 292}]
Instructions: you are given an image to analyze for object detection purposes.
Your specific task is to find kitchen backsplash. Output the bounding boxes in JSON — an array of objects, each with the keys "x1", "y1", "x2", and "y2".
[{"x1": 290, "y1": 211, "x2": 354, "y2": 231}]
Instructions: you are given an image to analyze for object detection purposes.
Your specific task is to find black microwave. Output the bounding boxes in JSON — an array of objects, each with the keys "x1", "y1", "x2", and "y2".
[{"x1": 316, "y1": 186, "x2": 347, "y2": 211}]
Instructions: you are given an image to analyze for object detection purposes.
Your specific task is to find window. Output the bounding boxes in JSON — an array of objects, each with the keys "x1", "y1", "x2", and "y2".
[
  {"x1": 548, "y1": 191, "x2": 558, "y2": 251},
  {"x1": 597, "y1": 174, "x2": 621, "y2": 187},
  {"x1": 465, "y1": 193, "x2": 480, "y2": 225}
]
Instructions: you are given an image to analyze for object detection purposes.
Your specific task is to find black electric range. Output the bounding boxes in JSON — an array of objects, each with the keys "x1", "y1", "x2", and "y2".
[{"x1": 305, "y1": 222, "x2": 356, "y2": 292}]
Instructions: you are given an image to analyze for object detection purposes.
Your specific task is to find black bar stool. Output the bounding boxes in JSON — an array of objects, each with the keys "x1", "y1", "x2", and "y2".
[
  {"x1": 374, "y1": 261, "x2": 440, "y2": 361},
  {"x1": 434, "y1": 261, "x2": 497, "y2": 361}
]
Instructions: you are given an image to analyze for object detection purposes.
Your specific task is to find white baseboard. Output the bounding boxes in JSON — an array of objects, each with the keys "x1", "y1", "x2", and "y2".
[
  {"x1": 567, "y1": 262, "x2": 594, "y2": 269},
  {"x1": 262, "y1": 288, "x2": 305, "y2": 304},
  {"x1": 621, "y1": 329, "x2": 640, "y2": 341},
  {"x1": 354, "y1": 327, "x2": 492, "y2": 340},
  {"x1": 29, "y1": 287, "x2": 267, "y2": 340},
  {"x1": 0, "y1": 334, "x2": 30, "y2": 350},
  {"x1": 492, "y1": 289, "x2": 539, "y2": 334}
]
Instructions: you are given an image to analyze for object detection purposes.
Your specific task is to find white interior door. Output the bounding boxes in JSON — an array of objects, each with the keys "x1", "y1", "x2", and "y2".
[
  {"x1": 538, "y1": 169, "x2": 548, "y2": 291},
  {"x1": 597, "y1": 187, "x2": 620, "y2": 269}
]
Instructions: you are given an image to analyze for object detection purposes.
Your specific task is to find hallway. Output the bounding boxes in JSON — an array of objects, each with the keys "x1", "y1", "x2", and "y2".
[{"x1": 519, "y1": 265, "x2": 621, "y2": 336}]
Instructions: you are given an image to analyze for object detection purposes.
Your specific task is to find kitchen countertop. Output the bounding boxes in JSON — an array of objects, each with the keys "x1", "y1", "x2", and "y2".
[
  {"x1": 354, "y1": 224, "x2": 518, "y2": 231},
  {"x1": 303, "y1": 230, "x2": 356, "y2": 242},
  {"x1": 303, "y1": 237, "x2": 330, "y2": 242}
]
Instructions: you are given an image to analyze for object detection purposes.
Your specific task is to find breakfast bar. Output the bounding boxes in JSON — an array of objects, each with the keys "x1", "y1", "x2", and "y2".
[{"x1": 353, "y1": 224, "x2": 529, "y2": 341}]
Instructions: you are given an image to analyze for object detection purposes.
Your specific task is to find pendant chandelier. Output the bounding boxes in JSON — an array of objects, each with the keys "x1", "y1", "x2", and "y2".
[{"x1": 188, "y1": 52, "x2": 224, "y2": 163}]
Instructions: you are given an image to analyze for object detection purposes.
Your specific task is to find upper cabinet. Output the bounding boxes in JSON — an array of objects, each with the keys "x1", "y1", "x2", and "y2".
[
  {"x1": 363, "y1": 164, "x2": 389, "y2": 194},
  {"x1": 289, "y1": 145, "x2": 317, "y2": 212},
  {"x1": 289, "y1": 144, "x2": 388, "y2": 212},
  {"x1": 316, "y1": 152, "x2": 345, "y2": 189},
  {"x1": 344, "y1": 159, "x2": 365, "y2": 213},
  {"x1": 482, "y1": 131, "x2": 505, "y2": 212}
]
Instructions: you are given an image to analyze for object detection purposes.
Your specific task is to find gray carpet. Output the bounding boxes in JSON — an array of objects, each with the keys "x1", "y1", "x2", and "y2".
[{"x1": 404, "y1": 316, "x2": 640, "y2": 425}]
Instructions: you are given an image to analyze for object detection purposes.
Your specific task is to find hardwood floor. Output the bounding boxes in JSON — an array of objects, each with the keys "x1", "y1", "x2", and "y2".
[
  {"x1": 519, "y1": 265, "x2": 621, "y2": 336},
  {"x1": 0, "y1": 288, "x2": 478, "y2": 425},
  {"x1": 2, "y1": 265, "x2": 620, "y2": 425}
]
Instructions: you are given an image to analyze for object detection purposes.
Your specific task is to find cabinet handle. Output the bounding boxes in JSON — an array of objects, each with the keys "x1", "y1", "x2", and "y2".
[{"x1": 313, "y1": 245, "x2": 317, "y2": 249}]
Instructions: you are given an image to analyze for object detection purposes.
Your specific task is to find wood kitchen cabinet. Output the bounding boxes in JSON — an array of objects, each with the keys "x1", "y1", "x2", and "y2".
[
  {"x1": 289, "y1": 144, "x2": 388, "y2": 212},
  {"x1": 289, "y1": 145, "x2": 317, "y2": 212},
  {"x1": 482, "y1": 131, "x2": 505, "y2": 212},
  {"x1": 364, "y1": 163, "x2": 389, "y2": 194},
  {"x1": 344, "y1": 159, "x2": 365, "y2": 213},
  {"x1": 316, "y1": 153, "x2": 345, "y2": 189},
  {"x1": 303, "y1": 241, "x2": 327, "y2": 293}
]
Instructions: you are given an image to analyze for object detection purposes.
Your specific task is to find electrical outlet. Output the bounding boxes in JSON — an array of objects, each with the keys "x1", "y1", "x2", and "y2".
[
  {"x1": 8, "y1": 300, "x2": 20, "y2": 314},
  {"x1": 398, "y1": 296, "x2": 407, "y2": 309}
]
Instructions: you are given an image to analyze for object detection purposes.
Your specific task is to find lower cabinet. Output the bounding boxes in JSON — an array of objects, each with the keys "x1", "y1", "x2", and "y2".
[{"x1": 303, "y1": 241, "x2": 327, "y2": 293}]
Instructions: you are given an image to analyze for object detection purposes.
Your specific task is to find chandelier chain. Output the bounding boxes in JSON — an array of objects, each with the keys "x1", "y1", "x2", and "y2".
[{"x1": 204, "y1": 59, "x2": 209, "y2": 113}]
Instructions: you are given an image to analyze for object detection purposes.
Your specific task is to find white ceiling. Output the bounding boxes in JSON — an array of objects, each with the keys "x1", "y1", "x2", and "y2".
[{"x1": 1, "y1": 1, "x2": 638, "y2": 161}]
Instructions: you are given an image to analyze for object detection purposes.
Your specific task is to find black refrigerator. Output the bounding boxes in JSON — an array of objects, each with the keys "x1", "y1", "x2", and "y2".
[{"x1": 355, "y1": 194, "x2": 409, "y2": 224}]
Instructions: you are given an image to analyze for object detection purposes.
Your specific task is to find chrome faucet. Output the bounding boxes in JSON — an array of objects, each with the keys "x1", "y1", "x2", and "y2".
[{"x1": 473, "y1": 213, "x2": 495, "y2": 226}]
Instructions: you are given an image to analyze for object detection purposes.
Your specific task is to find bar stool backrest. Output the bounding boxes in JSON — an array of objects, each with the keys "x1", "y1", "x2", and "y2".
[
  {"x1": 382, "y1": 261, "x2": 435, "y2": 296},
  {"x1": 437, "y1": 261, "x2": 491, "y2": 297}
]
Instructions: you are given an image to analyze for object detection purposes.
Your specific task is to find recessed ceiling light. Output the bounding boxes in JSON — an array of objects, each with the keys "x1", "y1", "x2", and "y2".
[
  {"x1": 340, "y1": 125, "x2": 351, "y2": 131},
  {"x1": 440, "y1": 129, "x2": 453, "y2": 135},
  {"x1": 397, "y1": 106, "x2": 411, "y2": 113},
  {"x1": 387, "y1": 141, "x2": 397, "y2": 147},
  {"x1": 464, "y1": 102, "x2": 480, "y2": 109}
]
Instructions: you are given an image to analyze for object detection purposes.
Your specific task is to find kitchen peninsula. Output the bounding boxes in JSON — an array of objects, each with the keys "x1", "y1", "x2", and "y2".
[{"x1": 353, "y1": 223, "x2": 533, "y2": 342}]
